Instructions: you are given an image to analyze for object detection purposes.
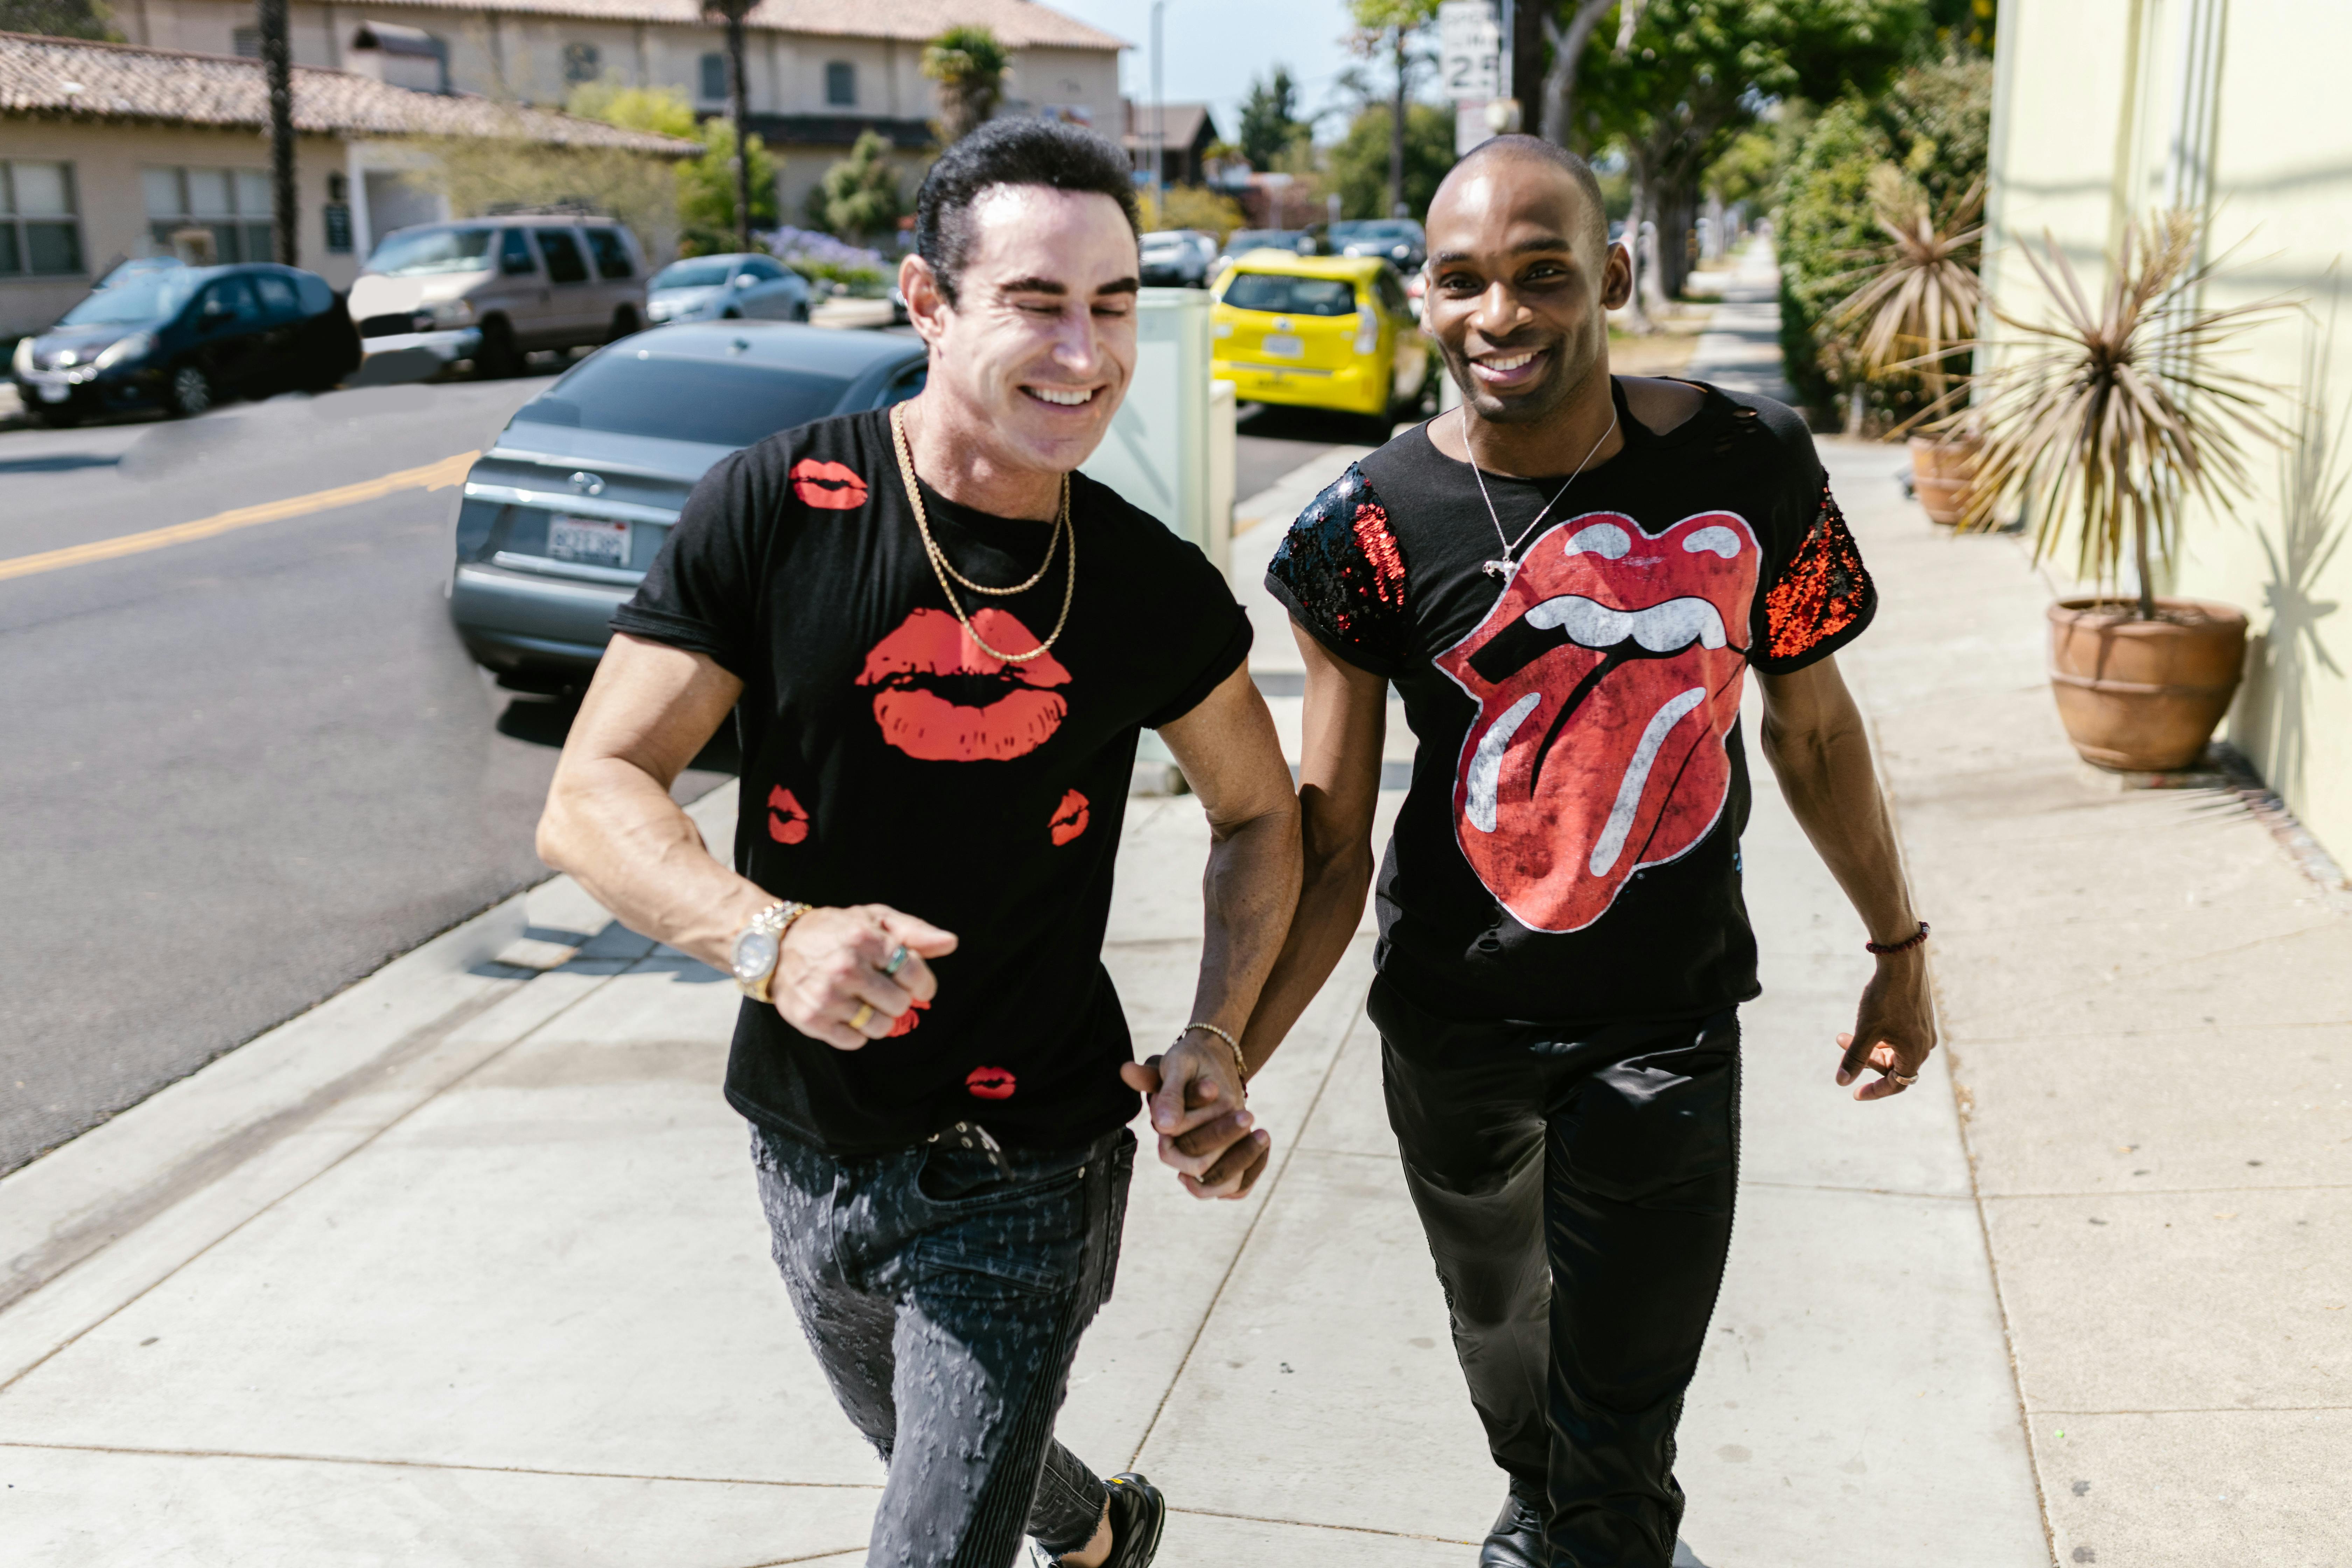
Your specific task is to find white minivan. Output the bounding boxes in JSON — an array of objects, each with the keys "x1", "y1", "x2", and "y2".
[{"x1": 347, "y1": 216, "x2": 649, "y2": 376}]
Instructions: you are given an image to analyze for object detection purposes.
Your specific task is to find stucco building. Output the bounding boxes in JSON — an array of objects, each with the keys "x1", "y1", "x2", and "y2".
[{"x1": 1985, "y1": 1, "x2": 2352, "y2": 864}]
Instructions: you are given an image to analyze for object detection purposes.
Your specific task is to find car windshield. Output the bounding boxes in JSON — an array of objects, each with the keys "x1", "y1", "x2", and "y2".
[
  {"x1": 511, "y1": 354, "x2": 854, "y2": 448},
  {"x1": 1336, "y1": 221, "x2": 1417, "y2": 243},
  {"x1": 367, "y1": 227, "x2": 496, "y2": 277},
  {"x1": 1220, "y1": 272, "x2": 1358, "y2": 316},
  {"x1": 652, "y1": 259, "x2": 735, "y2": 290},
  {"x1": 59, "y1": 272, "x2": 201, "y2": 327}
]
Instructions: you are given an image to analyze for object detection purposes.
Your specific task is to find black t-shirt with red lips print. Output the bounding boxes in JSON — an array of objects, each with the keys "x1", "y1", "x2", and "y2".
[
  {"x1": 1266, "y1": 378, "x2": 1875, "y2": 1028},
  {"x1": 611, "y1": 407, "x2": 1251, "y2": 1156}
]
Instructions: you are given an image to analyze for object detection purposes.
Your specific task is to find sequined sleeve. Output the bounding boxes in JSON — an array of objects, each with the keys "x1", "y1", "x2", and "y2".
[
  {"x1": 1755, "y1": 480, "x2": 1876, "y2": 672},
  {"x1": 1264, "y1": 464, "x2": 1410, "y2": 677}
]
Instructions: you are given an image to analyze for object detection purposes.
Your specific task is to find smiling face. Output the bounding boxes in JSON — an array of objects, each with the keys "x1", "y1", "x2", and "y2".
[
  {"x1": 1421, "y1": 154, "x2": 1631, "y2": 426},
  {"x1": 902, "y1": 184, "x2": 1140, "y2": 477}
]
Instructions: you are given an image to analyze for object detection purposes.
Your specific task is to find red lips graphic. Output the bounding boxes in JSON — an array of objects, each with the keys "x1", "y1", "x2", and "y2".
[
  {"x1": 1435, "y1": 511, "x2": 1758, "y2": 933},
  {"x1": 766, "y1": 785, "x2": 809, "y2": 844},
  {"x1": 965, "y1": 1064, "x2": 1016, "y2": 1099},
  {"x1": 887, "y1": 996, "x2": 928, "y2": 1038},
  {"x1": 790, "y1": 458, "x2": 869, "y2": 510},
  {"x1": 856, "y1": 607, "x2": 1072, "y2": 762},
  {"x1": 1049, "y1": 788, "x2": 1090, "y2": 845}
]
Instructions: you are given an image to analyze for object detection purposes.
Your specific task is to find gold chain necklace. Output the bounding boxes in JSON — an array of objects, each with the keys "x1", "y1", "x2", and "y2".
[{"x1": 888, "y1": 402, "x2": 1077, "y2": 664}]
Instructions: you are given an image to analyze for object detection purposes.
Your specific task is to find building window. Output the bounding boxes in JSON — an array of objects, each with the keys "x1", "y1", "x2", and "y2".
[
  {"x1": 825, "y1": 60, "x2": 855, "y2": 107},
  {"x1": 699, "y1": 52, "x2": 728, "y2": 103},
  {"x1": 232, "y1": 25, "x2": 259, "y2": 57},
  {"x1": 563, "y1": 41, "x2": 600, "y2": 84},
  {"x1": 142, "y1": 166, "x2": 273, "y2": 266},
  {"x1": 0, "y1": 161, "x2": 85, "y2": 276}
]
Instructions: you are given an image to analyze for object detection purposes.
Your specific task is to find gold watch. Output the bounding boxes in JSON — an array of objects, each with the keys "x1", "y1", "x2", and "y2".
[{"x1": 730, "y1": 901, "x2": 810, "y2": 1003}]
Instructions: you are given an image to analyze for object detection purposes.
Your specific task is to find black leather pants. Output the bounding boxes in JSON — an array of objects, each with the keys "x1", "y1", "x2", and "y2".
[{"x1": 1371, "y1": 977, "x2": 1741, "y2": 1568}]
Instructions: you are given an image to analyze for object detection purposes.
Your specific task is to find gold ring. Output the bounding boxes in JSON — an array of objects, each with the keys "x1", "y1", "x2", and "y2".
[
  {"x1": 850, "y1": 1002, "x2": 875, "y2": 1032},
  {"x1": 1890, "y1": 1070, "x2": 1919, "y2": 1086}
]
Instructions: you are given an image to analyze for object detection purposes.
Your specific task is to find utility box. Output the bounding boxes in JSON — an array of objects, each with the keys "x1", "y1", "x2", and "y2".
[{"x1": 1082, "y1": 287, "x2": 1233, "y2": 575}]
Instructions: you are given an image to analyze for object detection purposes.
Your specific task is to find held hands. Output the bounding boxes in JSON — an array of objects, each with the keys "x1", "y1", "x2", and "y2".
[
  {"x1": 772, "y1": 903, "x2": 957, "y2": 1051},
  {"x1": 1119, "y1": 1034, "x2": 1270, "y2": 1200},
  {"x1": 1836, "y1": 947, "x2": 1937, "y2": 1101}
]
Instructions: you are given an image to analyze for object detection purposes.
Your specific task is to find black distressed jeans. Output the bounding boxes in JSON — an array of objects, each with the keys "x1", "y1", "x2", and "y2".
[
  {"x1": 1370, "y1": 977, "x2": 1741, "y2": 1568},
  {"x1": 751, "y1": 1120, "x2": 1135, "y2": 1568}
]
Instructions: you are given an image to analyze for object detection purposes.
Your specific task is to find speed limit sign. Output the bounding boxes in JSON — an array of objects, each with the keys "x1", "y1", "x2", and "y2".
[{"x1": 1438, "y1": 0, "x2": 1502, "y2": 103}]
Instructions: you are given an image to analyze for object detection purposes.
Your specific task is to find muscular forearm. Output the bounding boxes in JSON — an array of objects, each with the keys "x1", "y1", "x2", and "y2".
[
  {"x1": 1182, "y1": 806, "x2": 1303, "y2": 1073},
  {"x1": 538, "y1": 757, "x2": 767, "y2": 971},
  {"x1": 1237, "y1": 825, "x2": 1372, "y2": 1069},
  {"x1": 1760, "y1": 706, "x2": 1917, "y2": 944}
]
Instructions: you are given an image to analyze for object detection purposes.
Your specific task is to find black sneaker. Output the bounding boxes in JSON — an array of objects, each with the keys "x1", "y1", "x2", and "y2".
[
  {"x1": 1099, "y1": 1472, "x2": 1166, "y2": 1566},
  {"x1": 1479, "y1": 1484, "x2": 1544, "y2": 1568}
]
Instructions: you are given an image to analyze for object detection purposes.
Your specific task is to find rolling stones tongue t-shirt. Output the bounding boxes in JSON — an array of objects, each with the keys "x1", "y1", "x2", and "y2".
[
  {"x1": 611, "y1": 407, "x2": 1250, "y2": 1155},
  {"x1": 1266, "y1": 379, "x2": 1874, "y2": 1026}
]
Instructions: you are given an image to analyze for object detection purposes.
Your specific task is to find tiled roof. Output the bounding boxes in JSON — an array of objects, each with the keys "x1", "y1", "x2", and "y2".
[
  {"x1": 270, "y1": 0, "x2": 1125, "y2": 49},
  {"x1": 0, "y1": 32, "x2": 701, "y2": 151}
]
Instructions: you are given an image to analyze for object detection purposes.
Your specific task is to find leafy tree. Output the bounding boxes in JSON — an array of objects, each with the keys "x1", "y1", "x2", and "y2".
[
  {"x1": 567, "y1": 80, "x2": 697, "y2": 140},
  {"x1": 678, "y1": 116, "x2": 779, "y2": 255},
  {"x1": 1349, "y1": 0, "x2": 1441, "y2": 219},
  {"x1": 806, "y1": 131, "x2": 905, "y2": 244},
  {"x1": 1237, "y1": 67, "x2": 1310, "y2": 171},
  {"x1": 1329, "y1": 101, "x2": 1457, "y2": 223},
  {"x1": 1141, "y1": 184, "x2": 1249, "y2": 241},
  {"x1": 0, "y1": 0, "x2": 119, "y2": 38},
  {"x1": 923, "y1": 24, "x2": 1009, "y2": 146}
]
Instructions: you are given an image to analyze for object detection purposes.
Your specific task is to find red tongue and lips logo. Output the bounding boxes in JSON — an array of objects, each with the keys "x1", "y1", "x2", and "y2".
[
  {"x1": 1435, "y1": 511, "x2": 1759, "y2": 934},
  {"x1": 857, "y1": 607, "x2": 1071, "y2": 761},
  {"x1": 789, "y1": 458, "x2": 868, "y2": 510}
]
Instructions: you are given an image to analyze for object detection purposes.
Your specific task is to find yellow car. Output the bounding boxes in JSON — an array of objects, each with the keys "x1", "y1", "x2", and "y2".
[{"x1": 1212, "y1": 251, "x2": 1431, "y2": 437}]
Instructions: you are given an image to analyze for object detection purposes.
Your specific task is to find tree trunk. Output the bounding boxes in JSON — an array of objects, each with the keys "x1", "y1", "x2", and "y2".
[
  {"x1": 727, "y1": 7, "x2": 752, "y2": 253},
  {"x1": 1390, "y1": 27, "x2": 1407, "y2": 218},
  {"x1": 1510, "y1": 0, "x2": 1544, "y2": 130},
  {"x1": 1657, "y1": 179, "x2": 1695, "y2": 301},
  {"x1": 257, "y1": 0, "x2": 297, "y2": 267},
  {"x1": 1619, "y1": 155, "x2": 1653, "y2": 335},
  {"x1": 1539, "y1": 0, "x2": 1615, "y2": 148}
]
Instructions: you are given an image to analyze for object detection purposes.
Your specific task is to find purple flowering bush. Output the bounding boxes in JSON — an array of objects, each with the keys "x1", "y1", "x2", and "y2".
[{"x1": 763, "y1": 227, "x2": 891, "y2": 292}]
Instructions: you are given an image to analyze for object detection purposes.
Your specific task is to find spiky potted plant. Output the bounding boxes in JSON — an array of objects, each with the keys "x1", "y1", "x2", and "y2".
[
  {"x1": 1826, "y1": 170, "x2": 1984, "y2": 523},
  {"x1": 1952, "y1": 210, "x2": 2284, "y2": 771}
]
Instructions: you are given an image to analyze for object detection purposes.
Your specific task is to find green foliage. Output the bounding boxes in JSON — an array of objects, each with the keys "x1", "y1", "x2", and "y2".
[
  {"x1": 923, "y1": 24, "x2": 1009, "y2": 145},
  {"x1": 677, "y1": 116, "x2": 779, "y2": 255},
  {"x1": 1775, "y1": 54, "x2": 1993, "y2": 422},
  {"x1": 402, "y1": 92, "x2": 689, "y2": 263},
  {"x1": 566, "y1": 80, "x2": 698, "y2": 141},
  {"x1": 1328, "y1": 101, "x2": 1455, "y2": 223},
  {"x1": 1237, "y1": 67, "x2": 1310, "y2": 171},
  {"x1": 804, "y1": 131, "x2": 905, "y2": 245},
  {"x1": 0, "y1": 0, "x2": 119, "y2": 38},
  {"x1": 1141, "y1": 184, "x2": 1249, "y2": 242}
]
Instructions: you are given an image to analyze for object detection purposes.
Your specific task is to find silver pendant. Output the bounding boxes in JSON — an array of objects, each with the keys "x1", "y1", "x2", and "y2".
[{"x1": 1483, "y1": 558, "x2": 1512, "y2": 579}]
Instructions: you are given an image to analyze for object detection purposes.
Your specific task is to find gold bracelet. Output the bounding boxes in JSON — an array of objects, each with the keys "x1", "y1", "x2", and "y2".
[{"x1": 1178, "y1": 1021, "x2": 1248, "y2": 1084}]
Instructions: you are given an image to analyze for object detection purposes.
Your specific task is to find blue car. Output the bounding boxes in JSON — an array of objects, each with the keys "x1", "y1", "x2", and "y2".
[
  {"x1": 448, "y1": 320, "x2": 927, "y2": 690},
  {"x1": 9, "y1": 262, "x2": 360, "y2": 425}
]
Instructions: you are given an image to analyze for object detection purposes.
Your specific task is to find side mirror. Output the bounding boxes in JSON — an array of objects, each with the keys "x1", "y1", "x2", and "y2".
[{"x1": 734, "y1": 274, "x2": 756, "y2": 289}]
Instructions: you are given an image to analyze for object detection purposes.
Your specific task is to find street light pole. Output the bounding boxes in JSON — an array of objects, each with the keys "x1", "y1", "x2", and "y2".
[
  {"x1": 256, "y1": 0, "x2": 297, "y2": 266},
  {"x1": 1150, "y1": 0, "x2": 1166, "y2": 216}
]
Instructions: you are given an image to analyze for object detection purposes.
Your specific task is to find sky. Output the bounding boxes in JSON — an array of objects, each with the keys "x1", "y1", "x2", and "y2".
[{"x1": 1038, "y1": 0, "x2": 1370, "y2": 148}]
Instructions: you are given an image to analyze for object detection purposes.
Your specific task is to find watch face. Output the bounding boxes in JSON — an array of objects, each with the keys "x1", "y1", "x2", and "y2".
[{"x1": 731, "y1": 928, "x2": 779, "y2": 984}]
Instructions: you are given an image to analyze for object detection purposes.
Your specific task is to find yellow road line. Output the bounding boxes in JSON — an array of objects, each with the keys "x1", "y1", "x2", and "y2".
[{"x1": 0, "y1": 450, "x2": 480, "y2": 584}]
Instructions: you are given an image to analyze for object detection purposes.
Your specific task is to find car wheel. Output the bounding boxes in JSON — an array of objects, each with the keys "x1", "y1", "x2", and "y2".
[
  {"x1": 793, "y1": 302, "x2": 810, "y2": 322},
  {"x1": 720, "y1": 306, "x2": 741, "y2": 320},
  {"x1": 165, "y1": 363, "x2": 214, "y2": 418},
  {"x1": 607, "y1": 306, "x2": 642, "y2": 343},
  {"x1": 475, "y1": 317, "x2": 522, "y2": 379}
]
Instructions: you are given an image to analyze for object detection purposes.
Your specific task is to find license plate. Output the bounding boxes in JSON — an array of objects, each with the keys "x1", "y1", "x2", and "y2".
[
  {"x1": 1259, "y1": 334, "x2": 1303, "y2": 359},
  {"x1": 38, "y1": 383, "x2": 70, "y2": 402},
  {"x1": 548, "y1": 514, "x2": 629, "y2": 567}
]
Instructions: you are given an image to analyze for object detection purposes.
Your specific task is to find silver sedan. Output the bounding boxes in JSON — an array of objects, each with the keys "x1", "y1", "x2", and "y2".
[{"x1": 645, "y1": 253, "x2": 812, "y2": 324}]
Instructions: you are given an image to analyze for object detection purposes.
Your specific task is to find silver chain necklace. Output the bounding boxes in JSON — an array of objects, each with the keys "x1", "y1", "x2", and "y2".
[{"x1": 1464, "y1": 402, "x2": 1620, "y2": 579}]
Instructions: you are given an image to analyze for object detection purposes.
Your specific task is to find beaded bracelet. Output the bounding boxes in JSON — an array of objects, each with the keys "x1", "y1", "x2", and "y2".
[
  {"x1": 1865, "y1": 921, "x2": 1931, "y2": 955},
  {"x1": 1177, "y1": 1021, "x2": 1250, "y2": 1084}
]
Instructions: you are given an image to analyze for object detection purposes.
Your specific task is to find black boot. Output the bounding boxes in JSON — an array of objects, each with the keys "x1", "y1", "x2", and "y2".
[
  {"x1": 1479, "y1": 1483, "x2": 1545, "y2": 1568},
  {"x1": 1097, "y1": 1471, "x2": 1166, "y2": 1567}
]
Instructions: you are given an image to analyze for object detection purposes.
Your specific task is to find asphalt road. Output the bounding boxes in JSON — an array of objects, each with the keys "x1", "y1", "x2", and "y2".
[{"x1": 0, "y1": 375, "x2": 1344, "y2": 1176}]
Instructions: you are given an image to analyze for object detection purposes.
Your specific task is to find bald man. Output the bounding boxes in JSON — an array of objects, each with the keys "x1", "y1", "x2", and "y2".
[{"x1": 1240, "y1": 137, "x2": 1936, "y2": 1566}]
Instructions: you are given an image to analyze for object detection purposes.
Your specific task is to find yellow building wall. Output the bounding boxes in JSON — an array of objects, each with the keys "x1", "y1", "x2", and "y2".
[
  {"x1": 1987, "y1": 0, "x2": 2352, "y2": 864},
  {"x1": 1, "y1": 121, "x2": 355, "y2": 338}
]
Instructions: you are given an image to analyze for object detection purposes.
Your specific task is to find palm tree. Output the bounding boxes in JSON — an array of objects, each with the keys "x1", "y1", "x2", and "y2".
[
  {"x1": 701, "y1": 0, "x2": 756, "y2": 252},
  {"x1": 923, "y1": 25, "x2": 1009, "y2": 146}
]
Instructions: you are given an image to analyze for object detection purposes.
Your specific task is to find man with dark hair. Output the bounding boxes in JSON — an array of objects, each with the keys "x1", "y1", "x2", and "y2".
[
  {"x1": 1245, "y1": 136, "x2": 1935, "y2": 1566},
  {"x1": 538, "y1": 117, "x2": 1300, "y2": 1568}
]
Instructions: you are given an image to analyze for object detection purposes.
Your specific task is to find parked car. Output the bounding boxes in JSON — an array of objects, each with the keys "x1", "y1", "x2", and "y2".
[
  {"x1": 646, "y1": 253, "x2": 812, "y2": 324},
  {"x1": 1213, "y1": 228, "x2": 1322, "y2": 274},
  {"x1": 9, "y1": 262, "x2": 360, "y2": 425},
  {"x1": 1139, "y1": 229, "x2": 1217, "y2": 288},
  {"x1": 447, "y1": 321, "x2": 929, "y2": 690},
  {"x1": 347, "y1": 216, "x2": 648, "y2": 377},
  {"x1": 1210, "y1": 252, "x2": 1429, "y2": 440},
  {"x1": 1329, "y1": 218, "x2": 1427, "y2": 272}
]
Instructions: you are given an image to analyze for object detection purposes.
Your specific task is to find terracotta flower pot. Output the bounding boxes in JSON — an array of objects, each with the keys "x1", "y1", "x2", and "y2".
[
  {"x1": 1907, "y1": 434, "x2": 1981, "y2": 526},
  {"x1": 2046, "y1": 597, "x2": 2248, "y2": 771}
]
